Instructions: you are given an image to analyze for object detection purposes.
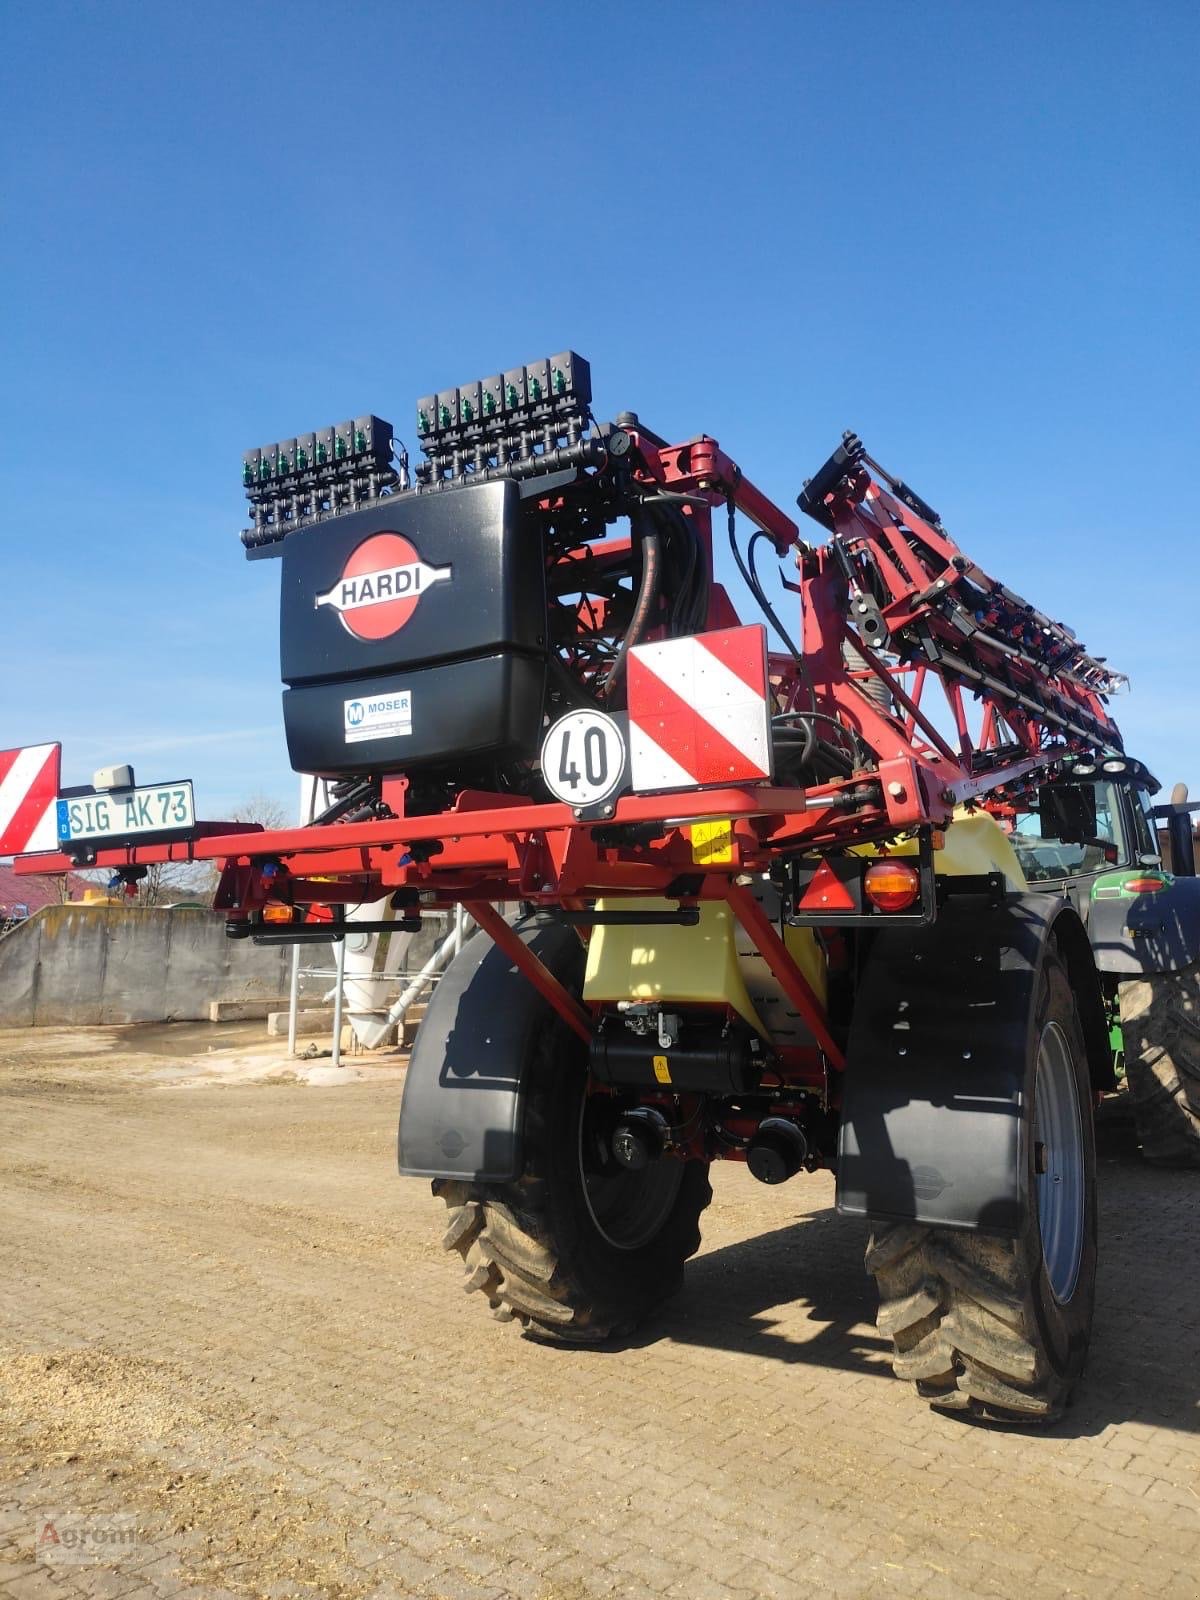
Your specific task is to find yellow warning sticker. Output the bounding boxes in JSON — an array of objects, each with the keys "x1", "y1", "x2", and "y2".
[
  {"x1": 652, "y1": 1055, "x2": 672, "y2": 1084},
  {"x1": 691, "y1": 819, "x2": 733, "y2": 864}
]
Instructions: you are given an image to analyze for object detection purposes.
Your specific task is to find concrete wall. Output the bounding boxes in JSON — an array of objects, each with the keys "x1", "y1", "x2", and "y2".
[{"x1": 0, "y1": 904, "x2": 318, "y2": 1027}]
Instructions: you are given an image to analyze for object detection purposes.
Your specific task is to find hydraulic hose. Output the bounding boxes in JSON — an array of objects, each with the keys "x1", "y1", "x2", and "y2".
[{"x1": 602, "y1": 509, "x2": 661, "y2": 699}]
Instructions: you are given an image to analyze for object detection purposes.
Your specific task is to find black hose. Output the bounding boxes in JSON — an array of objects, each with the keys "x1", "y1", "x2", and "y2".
[
  {"x1": 772, "y1": 728, "x2": 855, "y2": 783},
  {"x1": 724, "y1": 494, "x2": 868, "y2": 771},
  {"x1": 746, "y1": 529, "x2": 804, "y2": 660},
  {"x1": 602, "y1": 512, "x2": 661, "y2": 699},
  {"x1": 773, "y1": 710, "x2": 862, "y2": 769},
  {"x1": 664, "y1": 505, "x2": 696, "y2": 636},
  {"x1": 727, "y1": 498, "x2": 801, "y2": 660},
  {"x1": 546, "y1": 651, "x2": 601, "y2": 710},
  {"x1": 772, "y1": 722, "x2": 816, "y2": 783},
  {"x1": 311, "y1": 779, "x2": 378, "y2": 826},
  {"x1": 659, "y1": 501, "x2": 707, "y2": 636}
]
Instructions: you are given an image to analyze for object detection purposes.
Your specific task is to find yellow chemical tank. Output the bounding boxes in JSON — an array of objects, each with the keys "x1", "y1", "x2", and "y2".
[{"x1": 583, "y1": 894, "x2": 825, "y2": 1043}]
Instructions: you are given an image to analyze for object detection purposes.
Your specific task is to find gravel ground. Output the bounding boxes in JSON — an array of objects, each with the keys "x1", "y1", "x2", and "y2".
[{"x1": 0, "y1": 1022, "x2": 1197, "y2": 1600}]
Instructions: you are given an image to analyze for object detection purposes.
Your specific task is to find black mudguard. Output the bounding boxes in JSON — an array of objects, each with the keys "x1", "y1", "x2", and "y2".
[
  {"x1": 836, "y1": 895, "x2": 1108, "y2": 1237},
  {"x1": 397, "y1": 914, "x2": 584, "y2": 1182},
  {"x1": 1087, "y1": 877, "x2": 1200, "y2": 977}
]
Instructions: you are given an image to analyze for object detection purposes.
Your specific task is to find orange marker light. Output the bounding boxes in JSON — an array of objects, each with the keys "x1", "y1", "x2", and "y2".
[
  {"x1": 864, "y1": 860, "x2": 921, "y2": 913},
  {"x1": 262, "y1": 903, "x2": 297, "y2": 924},
  {"x1": 1123, "y1": 877, "x2": 1167, "y2": 894}
]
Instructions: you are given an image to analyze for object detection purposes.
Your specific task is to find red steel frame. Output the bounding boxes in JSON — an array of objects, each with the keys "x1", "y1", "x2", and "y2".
[{"x1": 17, "y1": 425, "x2": 1124, "y2": 1106}]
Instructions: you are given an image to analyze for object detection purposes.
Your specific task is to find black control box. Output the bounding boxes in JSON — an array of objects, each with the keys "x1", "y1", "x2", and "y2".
[{"x1": 279, "y1": 479, "x2": 547, "y2": 776}]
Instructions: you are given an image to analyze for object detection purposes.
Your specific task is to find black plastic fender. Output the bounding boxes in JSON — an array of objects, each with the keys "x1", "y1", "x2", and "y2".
[
  {"x1": 397, "y1": 914, "x2": 584, "y2": 1182},
  {"x1": 836, "y1": 895, "x2": 1108, "y2": 1236},
  {"x1": 1087, "y1": 877, "x2": 1200, "y2": 977}
]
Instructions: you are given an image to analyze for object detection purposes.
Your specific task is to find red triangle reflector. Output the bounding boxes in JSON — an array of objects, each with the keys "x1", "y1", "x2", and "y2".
[{"x1": 798, "y1": 858, "x2": 856, "y2": 913}]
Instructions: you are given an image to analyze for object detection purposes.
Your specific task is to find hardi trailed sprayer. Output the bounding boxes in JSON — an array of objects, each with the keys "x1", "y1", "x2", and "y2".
[{"x1": 12, "y1": 353, "x2": 1200, "y2": 1423}]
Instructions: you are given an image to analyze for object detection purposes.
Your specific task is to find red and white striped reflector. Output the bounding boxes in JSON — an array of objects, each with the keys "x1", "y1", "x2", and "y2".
[
  {"x1": 0, "y1": 743, "x2": 62, "y2": 857},
  {"x1": 627, "y1": 625, "x2": 772, "y2": 792}
]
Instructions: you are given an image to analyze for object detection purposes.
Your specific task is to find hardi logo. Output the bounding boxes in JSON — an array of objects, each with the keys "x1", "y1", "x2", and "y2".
[{"x1": 315, "y1": 533, "x2": 451, "y2": 641}]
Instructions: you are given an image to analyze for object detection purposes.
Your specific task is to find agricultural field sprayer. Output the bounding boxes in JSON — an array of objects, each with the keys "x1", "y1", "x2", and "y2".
[{"x1": 12, "y1": 352, "x2": 1199, "y2": 1423}]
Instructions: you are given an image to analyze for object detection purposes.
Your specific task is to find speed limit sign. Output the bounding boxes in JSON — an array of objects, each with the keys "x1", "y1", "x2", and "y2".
[{"x1": 540, "y1": 710, "x2": 627, "y2": 809}]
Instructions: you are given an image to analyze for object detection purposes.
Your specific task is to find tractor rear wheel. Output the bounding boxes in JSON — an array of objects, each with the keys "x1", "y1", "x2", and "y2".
[
  {"x1": 868, "y1": 953, "x2": 1097, "y2": 1423},
  {"x1": 1119, "y1": 969, "x2": 1200, "y2": 1167},
  {"x1": 434, "y1": 1015, "x2": 712, "y2": 1341}
]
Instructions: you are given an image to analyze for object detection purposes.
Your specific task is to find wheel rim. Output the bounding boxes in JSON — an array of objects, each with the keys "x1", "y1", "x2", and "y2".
[
  {"x1": 577, "y1": 1097, "x2": 684, "y2": 1251},
  {"x1": 1034, "y1": 1020, "x2": 1085, "y2": 1302}
]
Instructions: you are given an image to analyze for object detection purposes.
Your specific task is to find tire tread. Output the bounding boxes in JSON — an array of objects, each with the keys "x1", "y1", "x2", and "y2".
[
  {"x1": 868, "y1": 1225, "x2": 1058, "y2": 1421},
  {"x1": 868, "y1": 949, "x2": 1096, "y2": 1424},
  {"x1": 431, "y1": 1012, "x2": 712, "y2": 1340},
  {"x1": 1120, "y1": 971, "x2": 1200, "y2": 1167}
]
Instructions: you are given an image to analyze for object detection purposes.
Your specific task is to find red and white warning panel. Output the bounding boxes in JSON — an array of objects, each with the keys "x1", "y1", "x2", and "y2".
[
  {"x1": 627, "y1": 625, "x2": 773, "y2": 792},
  {"x1": 0, "y1": 743, "x2": 61, "y2": 857}
]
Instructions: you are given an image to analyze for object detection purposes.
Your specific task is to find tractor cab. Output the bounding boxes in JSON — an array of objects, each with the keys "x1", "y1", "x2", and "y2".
[{"x1": 1010, "y1": 758, "x2": 1165, "y2": 907}]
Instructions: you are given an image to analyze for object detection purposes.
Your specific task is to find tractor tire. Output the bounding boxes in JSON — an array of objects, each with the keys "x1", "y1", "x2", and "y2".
[
  {"x1": 867, "y1": 953, "x2": 1097, "y2": 1423},
  {"x1": 1119, "y1": 968, "x2": 1200, "y2": 1167},
  {"x1": 433, "y1": 1014, "x2": 712, "y2": 1341}
]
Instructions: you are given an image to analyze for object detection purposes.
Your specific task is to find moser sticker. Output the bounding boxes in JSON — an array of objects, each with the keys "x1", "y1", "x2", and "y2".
[
  {"x1": 317, "y1": 532, "x2": 451, "y2": 641},
  {"x1": 344, "y1": 691, "x2": 413, "y2": 744}
]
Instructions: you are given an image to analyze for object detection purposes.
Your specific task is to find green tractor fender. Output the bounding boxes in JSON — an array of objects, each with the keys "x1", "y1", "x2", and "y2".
[{"x1": 1087, "y1": 871, "x2": 1200, "y2": 977}]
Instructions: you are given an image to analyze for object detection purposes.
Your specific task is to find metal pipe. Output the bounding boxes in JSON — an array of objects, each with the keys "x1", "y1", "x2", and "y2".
[
  {"x1": 286, "y1": 943, "x2": 301, "y2": 1057},
  {"x1": 331, "y1": 937, "x2": 346, "y2": 1068},
  {"x1": 383, "y1": 913, "x2": 475, "y2": 1033}
]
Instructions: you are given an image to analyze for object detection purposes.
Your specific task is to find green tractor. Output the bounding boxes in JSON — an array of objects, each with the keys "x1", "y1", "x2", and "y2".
[{"x1": 1013, "y1": 761, "x2": 1200, "y2": 1165}]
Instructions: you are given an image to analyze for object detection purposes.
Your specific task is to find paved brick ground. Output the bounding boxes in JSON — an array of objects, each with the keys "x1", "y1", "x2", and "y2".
[{"x1": 0, "y1": 1025, "x2": 1197, "y2": 1599}]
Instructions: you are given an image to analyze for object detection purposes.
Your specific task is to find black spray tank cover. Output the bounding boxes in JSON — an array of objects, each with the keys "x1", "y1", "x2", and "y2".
[{"x1": 279, "y1": 478, "x2": 547, "y2": 777}]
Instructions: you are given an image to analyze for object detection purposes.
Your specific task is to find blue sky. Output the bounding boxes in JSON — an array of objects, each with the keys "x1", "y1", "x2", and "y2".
[{"x1": 2, "y1": 1, "x2": 1196, "y2": 820}]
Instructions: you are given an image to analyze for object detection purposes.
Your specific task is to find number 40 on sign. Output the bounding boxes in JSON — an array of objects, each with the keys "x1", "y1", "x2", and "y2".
[{"x1": 540, "y1": 711, "x2": 627, "y2": 809}]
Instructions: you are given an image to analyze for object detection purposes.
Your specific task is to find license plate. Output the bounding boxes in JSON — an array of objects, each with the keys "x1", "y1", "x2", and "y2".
[{"x1": 56, "y1": 782, "x2": 196, "y2": 845}]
